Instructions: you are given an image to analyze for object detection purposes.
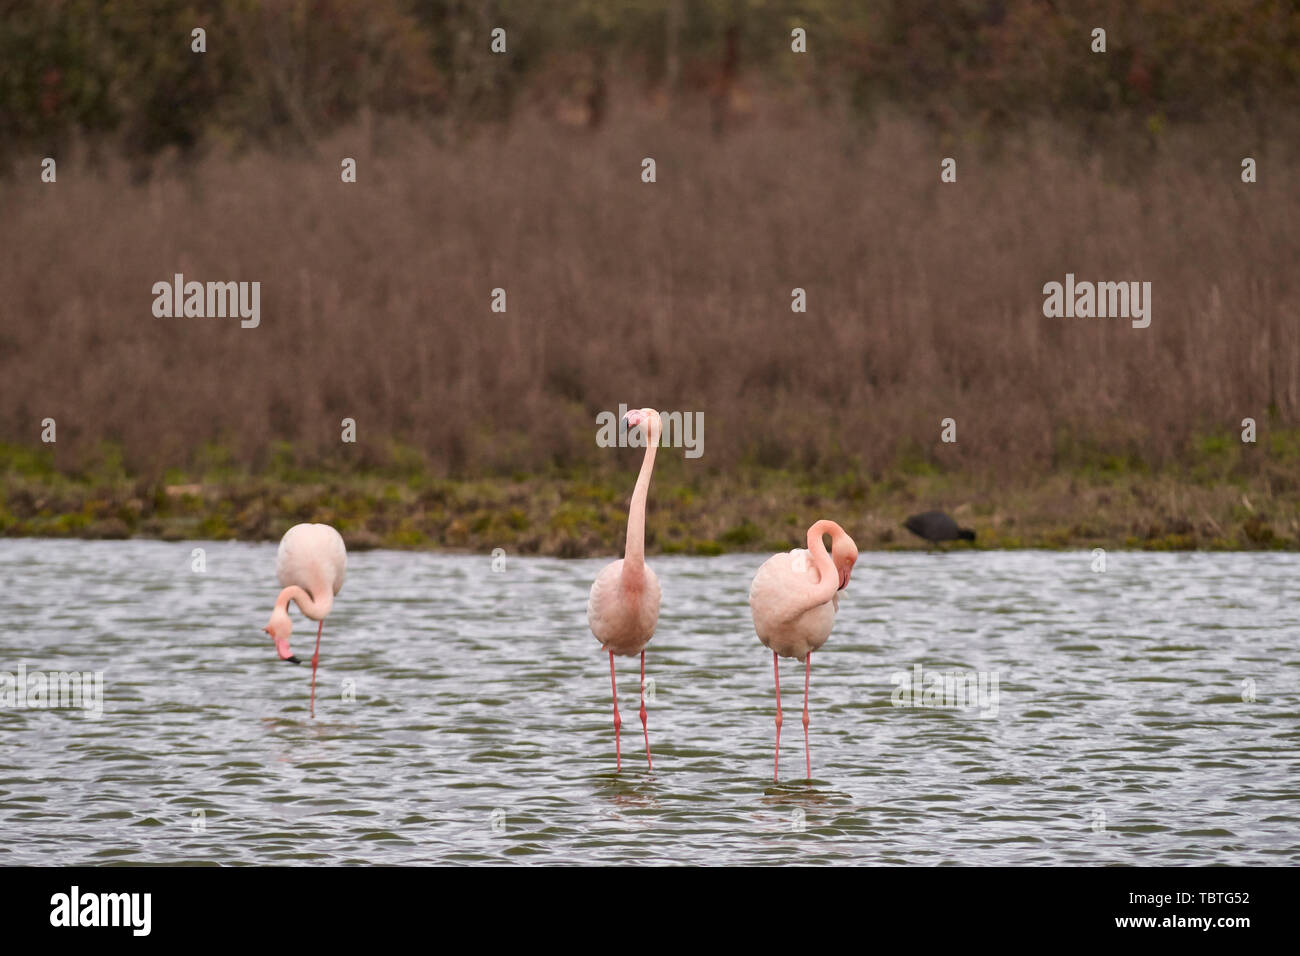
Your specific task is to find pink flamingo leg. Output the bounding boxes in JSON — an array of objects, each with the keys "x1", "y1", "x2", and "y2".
[
  {"x1": 609, "y1": 650, "x2": 622, "y2": 771},
  {"x1": 310, "y1": 620, "x2": 323, "y2": 718},
  {"x1": 640, "y1": 650, "x2": 652, "y2": 770},
  {"x1": 773, "y1": 651, "x2": 783, "y2": 782},
  {"x1": 802, "y1": 653, "x2": 812, "y2": 780}
]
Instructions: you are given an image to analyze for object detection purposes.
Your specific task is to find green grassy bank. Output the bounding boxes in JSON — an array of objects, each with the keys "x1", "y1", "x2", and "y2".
[{"x1": 3, "y1": 434, "x2": 1299, "y2": 555}]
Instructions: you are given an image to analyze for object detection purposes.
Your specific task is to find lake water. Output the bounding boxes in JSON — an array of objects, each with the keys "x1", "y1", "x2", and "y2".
[{"x1": 0, "y1": 540, "x2": 1296, "y2": 865}]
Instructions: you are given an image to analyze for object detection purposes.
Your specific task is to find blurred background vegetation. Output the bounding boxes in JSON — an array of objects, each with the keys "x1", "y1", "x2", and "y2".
[
  {"x1": 2, "y1": 1, "x2": 1300, "y2": 551},
  {"x1": 4, "y1": 0, "x2": 1298, "y2": 167}
]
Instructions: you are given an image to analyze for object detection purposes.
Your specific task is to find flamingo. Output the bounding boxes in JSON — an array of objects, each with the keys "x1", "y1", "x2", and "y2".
[
  {"x1": 587, "y1": 407, "x2": 662, "y2": 771},
  {"x1": 748, "y1": 520, "x2": 858, "y2": 782},
  {"x1": 263, "y1": 523, "x2": 347, "y2": 717}
]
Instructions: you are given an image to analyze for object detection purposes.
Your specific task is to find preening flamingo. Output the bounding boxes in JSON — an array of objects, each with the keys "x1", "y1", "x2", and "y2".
[
  {"x1": 749, "y1": 520, "x2": 858, "y2": 781},
  {"x1": 587, "y1": 408, "x2": 662, "y2": 771},
  {"x1": 263, "y1": 523, "x2": 347, "y2": 717}
]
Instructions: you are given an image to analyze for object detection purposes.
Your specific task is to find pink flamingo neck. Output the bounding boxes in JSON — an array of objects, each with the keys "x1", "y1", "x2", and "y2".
[
  {"x1": 621, "y1": 419, "x2": 660, "y2": 586},
  {"x1": 803, "y1": 519, "x2": 842, "y2": 608},
  {"x1": 274, "y1": 584, "x2": 333, "y2": 621}
]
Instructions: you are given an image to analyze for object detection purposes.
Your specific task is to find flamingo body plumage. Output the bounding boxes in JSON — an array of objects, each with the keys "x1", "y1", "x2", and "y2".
[
  {"x1": 276, "y1": 523, "x2": 347, "y2": 606},
  {"x1": 587, "y1": 559, "x2": 661, "y2": 657},
  {"x1": 748, "y1": 550, "x2": 839, "y2": 663}
]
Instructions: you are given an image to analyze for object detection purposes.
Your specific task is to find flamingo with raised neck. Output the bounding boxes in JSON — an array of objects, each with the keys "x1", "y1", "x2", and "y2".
[
  {"x1": 748, "y1": 519, "x2": 858, "y2": 781},
  {"x1": 263, "y1": 523, "x2": 347, "y2": 717},
  {"x1": 587, "y1": 407, "x2": 663, "y2": 771}
]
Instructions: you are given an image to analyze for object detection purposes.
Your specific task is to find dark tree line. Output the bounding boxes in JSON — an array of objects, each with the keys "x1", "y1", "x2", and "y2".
[{"x1": 2, "y1": 0, "x2": 1297, "y2": 165}]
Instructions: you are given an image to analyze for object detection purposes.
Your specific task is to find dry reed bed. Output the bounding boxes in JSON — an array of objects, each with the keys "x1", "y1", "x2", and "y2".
[{"x1": 1, "y1": 110, "x2": 1297, "y2": 484}]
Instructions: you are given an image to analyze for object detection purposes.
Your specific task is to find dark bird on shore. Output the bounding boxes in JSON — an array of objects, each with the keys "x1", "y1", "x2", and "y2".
[{"x1": 903, "y1": 511, "x2": 976, "y2": 545}]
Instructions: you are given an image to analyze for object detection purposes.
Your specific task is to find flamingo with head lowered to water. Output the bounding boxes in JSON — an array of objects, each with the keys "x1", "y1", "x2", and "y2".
[{"x1": 263, "y1": 523, "x2": 346, "y2": 717}]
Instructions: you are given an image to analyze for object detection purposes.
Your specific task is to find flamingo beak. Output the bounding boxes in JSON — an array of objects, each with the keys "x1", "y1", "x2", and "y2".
[
  {"x1": 624, "y1": 409, "x2": 647, "y2": 428},
  {"x1": 268, "y1": 628, "x2": 298, "y2": 663},
  {"x1": 839, "y1": 567, "x2": 851, "y2": 590}
]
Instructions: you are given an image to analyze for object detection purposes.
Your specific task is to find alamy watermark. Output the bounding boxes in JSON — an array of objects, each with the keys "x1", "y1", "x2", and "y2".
[
  {"x1": 50, "y1": 886, "x2": 150, "y2": 936},
  {"x1": 152, "y1": 273, "x2": 260, "y2": 328},
  {"x1": 1043, "y1": 273, "x2": 1151, "y2": 328},
  {"x1": 891, "y1": 663, "x2": 999, "y2": 718},
  {"x1": 595, "y1": 403, "x2": 704, "y2": 458},
  {"x1": 0, "y1": 664, "x2": 104, "y2": 717}
]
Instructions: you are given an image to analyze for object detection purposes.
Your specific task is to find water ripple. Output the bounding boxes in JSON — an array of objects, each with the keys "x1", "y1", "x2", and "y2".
[{"x1": 0, "y1": 541, "x2": 1297, "y2": 864}]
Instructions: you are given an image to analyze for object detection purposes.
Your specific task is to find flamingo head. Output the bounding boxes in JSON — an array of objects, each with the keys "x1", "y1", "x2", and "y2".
[
  {"x1": 624, "y1": 407, "x2": 661, "y2": 440},
  {"x1": 264, "y1": 608, "x2": 300, "y2": 664},
  {"x1": 833, "y1": 531, "x2": 859, "y2": 590}
]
